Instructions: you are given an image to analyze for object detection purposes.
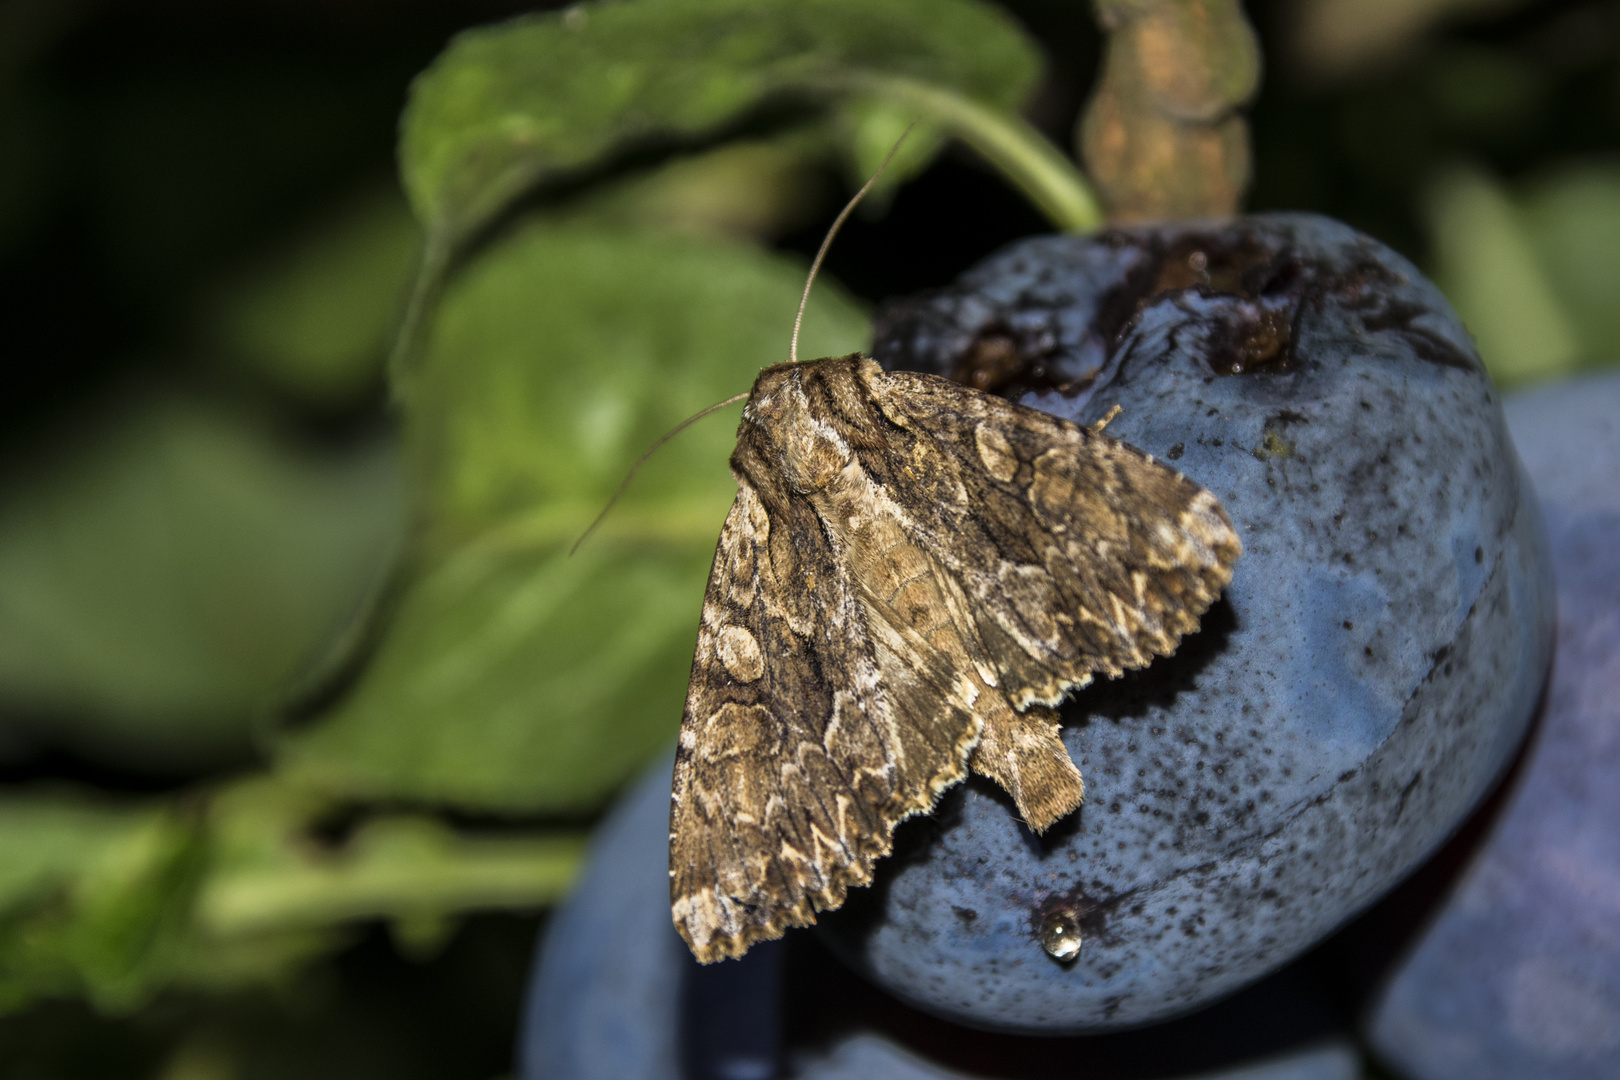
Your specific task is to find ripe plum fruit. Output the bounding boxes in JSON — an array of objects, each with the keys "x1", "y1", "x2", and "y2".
[
  {"x1": 520, "y1": 215, "x2": 1557, "y2": 1077},
  {"x1": 819, "y1": 213, "x2": 1554, "y2": 1031},
  {"x1": 1365, "y1": 372, "x2": 1620, "y2": 1080}
]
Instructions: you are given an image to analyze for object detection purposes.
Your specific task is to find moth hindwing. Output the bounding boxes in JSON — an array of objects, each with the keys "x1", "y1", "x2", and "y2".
[{"x1": 670, "y1": 355, "x2": 1240, "y2": 963}]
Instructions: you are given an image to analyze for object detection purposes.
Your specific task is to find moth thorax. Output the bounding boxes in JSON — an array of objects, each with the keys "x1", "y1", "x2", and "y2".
[{"x1": 761, "y1": 384, "x2": 853, "y2": 494}]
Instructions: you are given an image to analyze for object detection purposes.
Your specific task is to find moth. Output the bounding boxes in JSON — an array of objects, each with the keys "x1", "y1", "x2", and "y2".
[
  {"x1": 660, "y1": 139, "x2": 1240, "y2": 965},
  {"x1": 668, "y1": 351, "x2": 1241, "y2": 963}
]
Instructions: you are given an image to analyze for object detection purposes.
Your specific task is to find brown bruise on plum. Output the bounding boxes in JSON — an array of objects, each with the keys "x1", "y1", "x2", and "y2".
[
  {"x1": 885, "y1": 224, "x2": 1482, "y2": 401},
  {"x1": 669, "y1": 356, "x2": 1241, "y2": 964}
]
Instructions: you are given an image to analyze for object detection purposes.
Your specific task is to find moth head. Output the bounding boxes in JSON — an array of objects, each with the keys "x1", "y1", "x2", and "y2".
[
  {"x1": 742, "y1": 361, "x2": 851, "y2": 493},
  {"x1": 743, "y1": 361, "x2": 800, "y2": 421}
]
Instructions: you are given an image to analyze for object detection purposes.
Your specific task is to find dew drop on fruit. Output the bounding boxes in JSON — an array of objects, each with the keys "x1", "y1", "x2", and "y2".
[{"x1": 1041, "y1": 913, "x2": 1082, "y2": 961}]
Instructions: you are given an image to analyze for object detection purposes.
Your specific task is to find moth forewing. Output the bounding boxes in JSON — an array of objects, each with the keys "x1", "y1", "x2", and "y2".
[{"x1": 670, "y1": 356, "x2": 1241, "y2": 963}]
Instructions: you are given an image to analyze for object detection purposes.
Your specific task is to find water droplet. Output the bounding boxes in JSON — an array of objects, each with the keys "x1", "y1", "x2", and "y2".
[{"x1": 1041, "y1": 913, "x2": 1082, "y2": 961}]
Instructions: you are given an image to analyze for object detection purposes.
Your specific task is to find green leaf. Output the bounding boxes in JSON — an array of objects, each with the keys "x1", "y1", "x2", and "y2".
[
  {"x1": 200, "y1": 810, "x2": 583, "y2": 939},
  {"x1": 0, "y1": 798, "x2": 152, "y2": 912},
  {"x1": 1422, "y1": 164, "x2": 1580, "y2": 388},
  {"x1": 391, "y1": 0, "x2": 1097, "y2": 380},
  {"x1": 1425, "y1": 162, "x2": 1620, "y2": 387},
  {"x1": 0, "y1": 395, "x2": 405, "y2": 771},
  {"x1": 0, "y1": 777, "x2": 581, "y2": 1011},
  {"x1": 0, "y1": 795, "x2": 204, "y2": 1013},
  {"x1": 560, "y1": 134, "x2": 832, "y2": 242},
  {"x1": 400, "y1": 0, "x2": 1044, "y2": 246},
  {"x1": 282, "y1": 221, "x2": 868, "y2": 813},
  {"x1": 1520, "y1": 164, "x2": 1620, "y2": 367},
  {"x1": 207, "y1": 187, "x2": 420, "y2": 407},
  {"x1": 834, "y1": 97, "x2": 947, "y2": 210},
  {"x1": 189, "y1": 777, "x2": 581, "y2": 967}
]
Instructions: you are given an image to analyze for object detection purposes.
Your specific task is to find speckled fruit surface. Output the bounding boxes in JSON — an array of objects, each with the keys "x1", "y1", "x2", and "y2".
[
  {"x1": 521, "y1": 214, "x2": 1562, "y2": 1077},
  {"x1": 817, "y1": 213, "x2": 1555, "y2": 1031},
  {"x1": 520, "y1": 752, "x2": 1371, "y2": 1080},
  {"x1": 1365, "y1": 371, "x2": 1620, "y2": 1079}
]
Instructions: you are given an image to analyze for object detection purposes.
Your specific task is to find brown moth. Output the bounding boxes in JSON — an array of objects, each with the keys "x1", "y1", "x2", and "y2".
[
  {"x1": 657, "y1": 131, "x2": 1239, "y2": 964},
  {"x1": 669, "y1": 353, "x2": 1242, "y2": 963}
]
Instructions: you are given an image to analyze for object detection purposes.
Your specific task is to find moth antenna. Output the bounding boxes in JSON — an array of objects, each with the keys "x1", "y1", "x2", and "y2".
[
  {"x1": 570, "y1": 391, "x2": 749, "y2": 556},
  {"x1": 1091, "y1": 405, "x2": 1123, "y2": 433},
  {"x1": 790, "y1": 122, "x2": 918, "y2": 366}
]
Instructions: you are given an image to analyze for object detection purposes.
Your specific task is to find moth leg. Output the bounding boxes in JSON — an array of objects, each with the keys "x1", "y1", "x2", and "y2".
[
  {"x1": 1089, "y1": 403, "x2": 1123, "y2": 432},
  {"x1": 968, "y1": 696, "x2": 1083, "y2": 833}
]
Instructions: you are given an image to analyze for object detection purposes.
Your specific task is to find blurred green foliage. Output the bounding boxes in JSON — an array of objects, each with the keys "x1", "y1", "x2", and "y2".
[
  {"x1": 0, "y1": 0, "x2": 1066, "y2": 1064},
  {"x1": 397, "y1": 0, "x2": 1044, "y2": 245},
  {"x1": 0, "y1": 396, "x2": 403, "y2": 771},
  {"x1": 207, "y1": 188, "x2": 420, "y2": 408},
  {"x1": 282, "y1": 221, "x2": 868, "y2": 812},
  {"x1": 1426, "y1": 161, "x2": 1620, "y2": 385},
  {"x1": 387, "y1": 0, "x2": 1091, "y2": 378},
  {"x1": 2, "y1": 0, "x2": 1620, "y2": 1074},
  {"x1": 0, "y1": 795, "x2": 200, "y2": 1012}
]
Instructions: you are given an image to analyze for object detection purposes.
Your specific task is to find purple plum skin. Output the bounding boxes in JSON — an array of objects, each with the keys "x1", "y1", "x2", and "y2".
[
  {"x1": 1365, "y1": 372, "x2": 1620, "y2": 1079},
  {"x1": 819, "y1": 213, "x2": 1554, "y2": 1032},
  {"x1": 519, "y1": 753, "x2": 1369, "y2": 1080},
  {"x1": 520, "y1": 753, "x2": 684, "y2": 1080},
  {"x1": 519, "y1": 213, "x2": 1561, "y2": 1075}
]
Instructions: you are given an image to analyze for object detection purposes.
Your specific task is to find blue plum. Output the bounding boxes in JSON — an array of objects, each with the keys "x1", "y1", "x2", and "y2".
[
  {"x1": 520, "y1": 214, "x2": 1559, "y2": 1075},
  {"x1": 821, "y1": 213, "x2": 1554, "y2": 1031},
  {"x1": 521, "y1": 753, "x2": 685, "y2": 1080},
  {"x1": 1365, "y1": 371, "x2": 1620, "y2": 1079},
  {"x1": 521, "y1": 753, "x2": 1368, "y2": 1080}
]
